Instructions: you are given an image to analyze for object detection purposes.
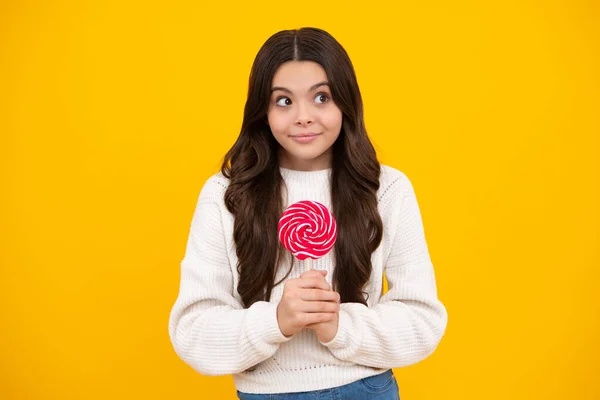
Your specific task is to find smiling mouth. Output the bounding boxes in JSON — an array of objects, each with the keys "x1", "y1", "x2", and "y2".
[
  {"x1": 289, "y1": 133, "x2": 321, "y2": 143},
  {"x1": 290, "y1": 133, "x2": 321, "y2": 138}
]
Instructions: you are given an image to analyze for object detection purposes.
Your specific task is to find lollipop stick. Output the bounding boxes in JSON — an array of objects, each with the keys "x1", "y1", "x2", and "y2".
[{"x1": 306, "y1": 258, "x2": 312, "y2": 271}]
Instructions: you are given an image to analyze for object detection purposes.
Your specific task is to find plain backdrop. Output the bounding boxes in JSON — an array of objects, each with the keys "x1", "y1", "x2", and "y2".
[{"x1": 1, "y1": 1, "x2": 599, "y2": 399}]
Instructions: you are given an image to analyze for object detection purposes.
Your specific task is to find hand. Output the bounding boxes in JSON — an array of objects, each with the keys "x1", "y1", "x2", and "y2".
[
  {"x1": 302, "y1": 270, "x2": 340, "y2": 343},
  {"x1": 306, "y1": 311, "x2": 339, "y2": 343},
  {"x1": 276, "y1": 270, "x2": 340, "y2": 338}
]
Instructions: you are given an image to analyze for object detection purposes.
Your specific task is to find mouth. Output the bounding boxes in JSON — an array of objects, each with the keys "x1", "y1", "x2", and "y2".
[
  {"x1": 290, "y1": 132, "x2": 321, "y2": 138},
  {"x1": 290, "y1": 133, "x2": 321, "y2": 143}
]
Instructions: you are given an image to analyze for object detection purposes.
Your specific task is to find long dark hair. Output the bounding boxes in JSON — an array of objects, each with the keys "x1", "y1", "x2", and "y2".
[{"x1": 221, "y1": 27, "x2": 383, "y2": 308}]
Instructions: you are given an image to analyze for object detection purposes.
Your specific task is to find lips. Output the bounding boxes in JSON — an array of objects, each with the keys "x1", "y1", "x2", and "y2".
[
  {"x1": 290, "y1": 133, "x2": 321, "y2": 143},
  {"x1": 291, "y1": 133, "x2": 320, "y2": 138}
]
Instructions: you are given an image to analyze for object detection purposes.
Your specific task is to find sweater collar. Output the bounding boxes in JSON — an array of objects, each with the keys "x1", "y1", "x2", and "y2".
[{"x1": 279, "y1": 166, "x2": 332, "y2": 189}]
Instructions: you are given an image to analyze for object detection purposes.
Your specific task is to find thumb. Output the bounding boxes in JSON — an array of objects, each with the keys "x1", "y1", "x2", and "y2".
[{"x1": 300, "y1": 269, "x2": 328, "y2": 279}]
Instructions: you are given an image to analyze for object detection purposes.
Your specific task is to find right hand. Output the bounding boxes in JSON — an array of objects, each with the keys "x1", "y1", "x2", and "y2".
[{"x1": 276, "y1": 269, "x2": 341, "y2": 337}]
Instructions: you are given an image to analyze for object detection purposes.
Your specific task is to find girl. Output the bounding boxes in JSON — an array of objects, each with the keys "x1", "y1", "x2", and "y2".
[{"x1": 168, "y1": 27, "x2": 448, "y2": 399}]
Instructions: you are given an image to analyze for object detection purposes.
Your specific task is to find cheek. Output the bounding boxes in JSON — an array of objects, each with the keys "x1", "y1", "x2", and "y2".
[
  {"x1": 267, "y1": 112, "x2": 291, "y2": 136},
  {"x1": 322, "y1": 108, "x2": 343, "y2": 131}
]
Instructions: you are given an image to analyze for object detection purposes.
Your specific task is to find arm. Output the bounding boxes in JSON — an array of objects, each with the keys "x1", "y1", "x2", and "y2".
[
  {"x1": 168, "y1": 186, "x2": 291, "y2": 376},
  {"x1": 320, "y1": 176, "x2": 448, "y2": 368}
]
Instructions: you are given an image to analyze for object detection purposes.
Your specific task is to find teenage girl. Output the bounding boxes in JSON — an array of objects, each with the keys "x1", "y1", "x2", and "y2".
[{"x1": 169, "y1": 27, "x2": 448, "y2": 400}]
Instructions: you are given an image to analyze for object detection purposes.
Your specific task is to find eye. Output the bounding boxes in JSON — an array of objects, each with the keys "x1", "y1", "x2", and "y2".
[
  {"x1": 276, "y1": 97, "x2": 292, "y2": 107},
  {"x1": 315, "y1": 93, "x2": 330, "y2": 104}
]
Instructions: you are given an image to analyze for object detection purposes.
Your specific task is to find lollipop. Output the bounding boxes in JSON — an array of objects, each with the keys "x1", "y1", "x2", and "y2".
[{"x1": 278, "y1": 200, "x2": 337, "y2": 270}]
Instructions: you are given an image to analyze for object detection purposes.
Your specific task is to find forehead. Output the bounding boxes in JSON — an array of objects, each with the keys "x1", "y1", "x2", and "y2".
[{"x1": 271, "y1": 61, "x2": 328, "y2": 91}]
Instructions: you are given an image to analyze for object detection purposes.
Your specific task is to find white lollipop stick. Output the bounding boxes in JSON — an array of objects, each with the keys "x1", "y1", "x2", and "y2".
[{"x1": 306, "y1": 258, "x2": 313, "y2": 271}]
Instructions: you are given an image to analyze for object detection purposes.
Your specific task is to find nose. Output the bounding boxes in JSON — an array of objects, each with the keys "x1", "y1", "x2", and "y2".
[{"x1": 295, "y1": 102, "x2": 313, "y2": 126}]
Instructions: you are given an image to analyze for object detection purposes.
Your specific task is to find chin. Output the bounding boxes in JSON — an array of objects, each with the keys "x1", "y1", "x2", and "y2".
[{"x1": 288, "y1": 149, "x2": 328, "y2": 160}]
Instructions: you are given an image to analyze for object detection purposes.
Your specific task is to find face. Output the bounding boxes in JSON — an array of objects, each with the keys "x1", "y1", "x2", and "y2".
[{"x1": 267, "y1": 61, "x2": 343, "y2": 171}]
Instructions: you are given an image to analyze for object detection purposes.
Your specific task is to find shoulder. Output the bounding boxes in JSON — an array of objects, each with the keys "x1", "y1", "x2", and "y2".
[
  {"x1": 378, "y1": 164, "x2": 417, "y2": 204},
  {"x1": 197, "y1": 170, "x2": 231, "y2": 204}
]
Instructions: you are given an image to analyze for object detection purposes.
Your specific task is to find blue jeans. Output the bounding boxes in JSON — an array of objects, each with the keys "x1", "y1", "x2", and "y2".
[{"x1": 237, "y1": 369, "x2": 400, "y2": 400}]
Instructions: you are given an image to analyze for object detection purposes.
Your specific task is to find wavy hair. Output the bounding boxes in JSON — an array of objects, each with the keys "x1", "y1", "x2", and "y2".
[{"x1": 221, "y1": 27, "x2": 383, "y2": 308}]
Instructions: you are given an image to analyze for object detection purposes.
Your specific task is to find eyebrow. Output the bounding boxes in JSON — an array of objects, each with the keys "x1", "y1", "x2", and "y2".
[{"x1": 270, "y1": 81, "x2": 330, "y2": 94}]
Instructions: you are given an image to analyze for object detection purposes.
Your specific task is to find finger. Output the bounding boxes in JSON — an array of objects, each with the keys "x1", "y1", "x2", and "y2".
[
  {"x1": 299, "y1": 289, "x2": 340, "y2": 303},
  {"x1": 298, "y1": 300, "x2": 340, "y2": 313},
  {"x1": 305, "y1": 322, "x2": 327, "y2": 330},
  {"x1": 300, "y1": 269, "x2": 328, "y2": 279},
  {"x1": 296, "y1": 277, "x2": 331, "y2": 291},
  {"x1": 301, "y1": 312, "x2": 335, "y2": 325}
]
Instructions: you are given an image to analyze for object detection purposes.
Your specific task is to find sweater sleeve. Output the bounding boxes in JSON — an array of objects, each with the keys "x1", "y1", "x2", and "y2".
[
  {"x1": 320, "y1": 174, "x2": 448, "y2": 368},
  {"x1": 168, "y1": 179, "x2": 292, "y2": 376}
]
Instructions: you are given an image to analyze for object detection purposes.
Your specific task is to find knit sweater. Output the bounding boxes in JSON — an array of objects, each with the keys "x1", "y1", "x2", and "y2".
[{"x1": 168, "y1": 164, "x2": 448, "y2": 394}]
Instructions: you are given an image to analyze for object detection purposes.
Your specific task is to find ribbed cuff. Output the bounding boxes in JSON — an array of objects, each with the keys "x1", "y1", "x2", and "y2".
[{"x1": 249, "y1": 301, "x2": 294, "y2": 345}]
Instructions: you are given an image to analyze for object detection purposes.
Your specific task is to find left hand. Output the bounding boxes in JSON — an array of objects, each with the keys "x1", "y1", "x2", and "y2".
[{"x1": 301, "y1": 269, "x2": 340, "y2": 343}]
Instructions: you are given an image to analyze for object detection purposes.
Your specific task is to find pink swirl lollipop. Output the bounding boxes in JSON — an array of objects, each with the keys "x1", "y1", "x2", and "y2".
[{"x1": 278, "y1": 200, "x2": 337, "y2": 270}]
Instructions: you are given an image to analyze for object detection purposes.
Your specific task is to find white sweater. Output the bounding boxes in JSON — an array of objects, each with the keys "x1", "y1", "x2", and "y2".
[{"x1": 168, "y1": 164, "x2": 448, "y2": 394}]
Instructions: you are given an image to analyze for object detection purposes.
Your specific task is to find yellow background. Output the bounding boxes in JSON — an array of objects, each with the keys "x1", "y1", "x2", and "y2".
[{"x1": 1, "y1": 0, "x2": 598, "y2": 399}]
